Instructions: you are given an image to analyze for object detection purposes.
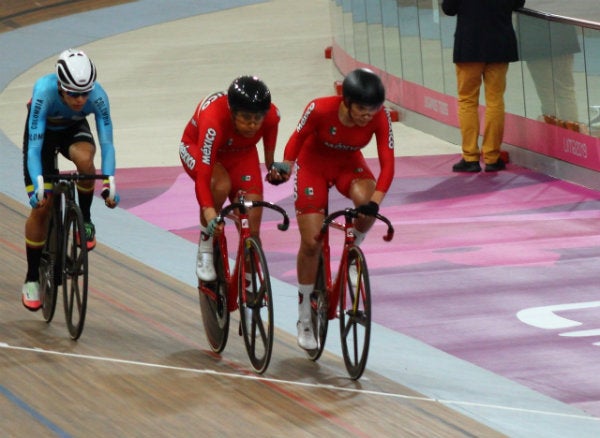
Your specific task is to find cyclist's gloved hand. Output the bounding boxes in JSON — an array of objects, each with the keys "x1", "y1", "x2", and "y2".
[
  {"x1": 356, "y1": 201, "x2": 379, "y2": 216},
  {"x1": 101, "y1": 177, "x2": 120, "y2": 208},
  {"x1": 105, "y1": 192, "x2": 120, "y2": 208},
  {"x1": 28, "y1": 175, "x2": 45, "y2": 208},
  {"x1": 271, "y1": 162, "x2": 291, "y2": 175},
  {"x1": 28, "y1": 192, "x2": 41, "y2": 208},
  {"x1": 206, "y1": 217, "x2": 220, "y2": 236},
  {"x1": 266, "y1": 162, "x2": 291, "y2": 186}
]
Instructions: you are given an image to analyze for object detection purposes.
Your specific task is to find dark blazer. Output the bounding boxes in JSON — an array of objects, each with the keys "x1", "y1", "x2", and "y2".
[{"x1": 442, "y1": 0, "x2": 526, "y2": 63}]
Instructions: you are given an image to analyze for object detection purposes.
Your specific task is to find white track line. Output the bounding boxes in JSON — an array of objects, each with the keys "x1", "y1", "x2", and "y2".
[{"x1": 1, "y1": 342, "x2": 597, "y2": 423}]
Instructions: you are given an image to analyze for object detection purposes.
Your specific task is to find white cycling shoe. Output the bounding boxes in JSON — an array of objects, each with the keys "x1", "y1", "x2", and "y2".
[
  {"x1": 196, "y1": 251, "x2": 216, "y2": 282},
  {"x1": 297, "y1": 320, "x2": 317, "y2": 350}
]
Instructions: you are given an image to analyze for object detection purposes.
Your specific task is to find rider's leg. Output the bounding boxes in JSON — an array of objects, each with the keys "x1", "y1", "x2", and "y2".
[
  {"x1": 197, "y1": 164, "x2": 230, "y2": 281},
  {"x1": 348, "y1": 178, "x2": 376, "y2": 245},
  {"x1": 244, "y1": 192, "x2": 263, "y2": 239},
  {"x1": 69, "y1": 141, "x2": 98, "y2": 248},
  {"x1": 68, "y1": 141, "x2": 96, "y2": 222},
  {"x1": 22, "y1": 200, "x2": 52, "y2": 310},
  {"x1": 22, "y1": 113, "x2": 54, "y2": 309},
  {"x1": 296, "y1": 212, "x2": 324, "y2": 349},
  {"x1": 242, "y1": 191, "x2": 264, "y2": 291},
  {"x1": 24, "y1": 202, "x2": 52, "y2": 281}
]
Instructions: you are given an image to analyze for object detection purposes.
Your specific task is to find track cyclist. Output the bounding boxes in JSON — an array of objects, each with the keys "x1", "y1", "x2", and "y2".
[
  {"x1": 21, "y1": 48, "x2": 120, "y2": 312},
  {"x1": 278, "y1": 68, "x2": 395, "y2": 350},
  {"x1": 179, "y1": 75, "x2": 287, "y2": 282}
]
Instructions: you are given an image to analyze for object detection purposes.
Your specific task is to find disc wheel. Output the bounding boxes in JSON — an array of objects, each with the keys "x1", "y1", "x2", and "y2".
[
  {"x1": 306, "y1": 252, "x2": 329, "y2": 361},
  {"x1": 62, "y1": 204, "x2": 88, "y2": 340},
  {"x1": 198, "y1": 241, "x2": 230, "y2": 353},
  {"x1": 339, "y1": 245, "x2": 371, "y2": 380},
  {"x1": 238, "y1": 237, "x2": 274, "y2": 374}
]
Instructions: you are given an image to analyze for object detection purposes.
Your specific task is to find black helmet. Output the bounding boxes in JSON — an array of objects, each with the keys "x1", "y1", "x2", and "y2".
[
  {"x1": 227, "y1": 75, "x2": 271, "y2": 113},
  {"x1": 342, "y1": 68, "x2": 385, "y2": 107}
]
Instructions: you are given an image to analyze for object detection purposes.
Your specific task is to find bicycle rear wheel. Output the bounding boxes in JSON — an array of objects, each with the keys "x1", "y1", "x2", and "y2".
[
  {"x1": 339, "y1": 245, "x2": 371, "y2": 380},
  {"x1": 198, "y1": 241, "x2": 230, "y2": 353},
  {"x1": 62, "y1": 203, "x2": 88, "y2": 340},
  {"x1": 306, "y1": 252, "x2": 329, "y2": 361},
  {"x1": 40, "y1": 213, "x2": 59, "y2": 323},
  {"x1": 238, "y1": 237, "x2": 274, "y2": 374}
]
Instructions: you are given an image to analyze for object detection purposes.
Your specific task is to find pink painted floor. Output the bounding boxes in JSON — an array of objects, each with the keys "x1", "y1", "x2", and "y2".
[{"x1": 116, "y1": 154, "x2": 600, "y2": 416}]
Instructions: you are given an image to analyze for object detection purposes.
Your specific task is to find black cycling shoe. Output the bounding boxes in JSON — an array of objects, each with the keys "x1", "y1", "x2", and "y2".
[
  {"x1": 484, "y1": 158, "x2": 506, "y2": 172},
  {"x1": 452, "y1": 159, "x2": 481, "y2": 173}
]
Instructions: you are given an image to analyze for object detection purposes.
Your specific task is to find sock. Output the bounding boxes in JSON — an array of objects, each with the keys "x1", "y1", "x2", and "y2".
[
  {"x1": 25, "y1": 242, "x2": 44, "y2": 282},
  {"x1": 353, "y1": 228, "x2": 366, "y2": 246},
  {"x1": 297, "y1": 283, "x2": 313, "y2": 321},
  {"x1": 77, "y1": 184, "x2": 94, "y2": 223}
]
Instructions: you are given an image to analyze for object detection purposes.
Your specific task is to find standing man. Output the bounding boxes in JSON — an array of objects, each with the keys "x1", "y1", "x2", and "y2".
[
  {"x1": 22, "y1": 48, "x2": 119, "y2": 311},
  {"x1": 442, "y1": 0, "x2": 525, "y2": 173}
]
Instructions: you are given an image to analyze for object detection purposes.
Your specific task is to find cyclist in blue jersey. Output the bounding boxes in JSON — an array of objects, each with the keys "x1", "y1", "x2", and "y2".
[{"x1": 21, "y1": 48, "x2": 120, "y2": 311}]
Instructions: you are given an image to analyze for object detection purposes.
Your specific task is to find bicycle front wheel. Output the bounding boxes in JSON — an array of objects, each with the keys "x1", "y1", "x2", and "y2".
[
  {"x1": 62, "y1": 203, "x2": 88, "y2": 340},
  {"x1": 198, "y1": 241, "x2": 230, "y2": 353},
  {"x1": 40, "y1": 213, "x2": 59, "y2": 323},
  {"x1": 339, "y1": 245, "x2": 371, "y2": 380},
  {"x1": 238, "y1": 236, "x2": 274, "y2": 374},
  {"x1": 306, "y1": 252, "x2": 328, "y2": 361}
]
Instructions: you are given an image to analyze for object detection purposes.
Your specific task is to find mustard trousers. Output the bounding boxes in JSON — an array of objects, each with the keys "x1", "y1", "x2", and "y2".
[{"x1": 456, "y1": 62, "x2": 509, "y2": 164}]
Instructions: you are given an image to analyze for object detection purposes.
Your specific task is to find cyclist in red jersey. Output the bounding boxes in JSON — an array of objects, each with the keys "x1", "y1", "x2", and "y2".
[
  {"x1": 179, "y1": 76, "x2": 287, "y2": 281},
  {"x1": 278, "y1": 68, "x2": 395, "y2": 349}
]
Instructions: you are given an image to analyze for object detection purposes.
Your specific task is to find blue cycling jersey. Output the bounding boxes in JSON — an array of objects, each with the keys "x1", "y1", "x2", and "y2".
[{"x1": 26, "y1": 73, "x2": 116, "y2": 191}]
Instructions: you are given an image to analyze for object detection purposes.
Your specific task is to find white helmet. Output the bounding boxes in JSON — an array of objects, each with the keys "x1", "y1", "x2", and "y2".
[{"x1": 56, "y1": 49, "x2": 97, "y2": 93}]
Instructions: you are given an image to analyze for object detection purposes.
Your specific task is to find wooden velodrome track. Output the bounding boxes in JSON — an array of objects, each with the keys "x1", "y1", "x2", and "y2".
[
  {"x1": 1, "y1": 191, "x2": 504, "y2": 436},
  {"x1": 0, "y1": 2, "x2": 507, "y2": 436}
]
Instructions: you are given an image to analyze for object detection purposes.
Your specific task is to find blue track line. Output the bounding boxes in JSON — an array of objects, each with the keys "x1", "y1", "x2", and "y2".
[{"x1": 0, "y1": 384, "x2": 72, "y2": 437}]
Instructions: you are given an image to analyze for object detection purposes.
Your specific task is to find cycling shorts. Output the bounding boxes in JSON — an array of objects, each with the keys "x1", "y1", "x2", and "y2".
[
  {"x1": 294, "y1": 152, "x2": 375, "y2": 215},
  {"x1": 181, "y1": 145, "x2": 264, "y2": 204},
  {"x1": 219, "y1": 147, "x2": 263, "y2": 199},
  {"x1": 23, "y1": 114, "x2": 95, "y2": 187}
]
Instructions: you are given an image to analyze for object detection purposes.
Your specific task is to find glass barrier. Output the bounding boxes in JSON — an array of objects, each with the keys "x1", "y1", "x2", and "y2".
[
  {"x1": 397, "y1": 0, "x2": 423, "y2": 84},
  {"x1": 518, "y1": 14, "x2": 588, "y2": 132},
  {"x1": 328, "y1": 0, "x2": 600, "y2": 171},
  {"x1": 584, "y1": 27, "x2": 600, "y2": 136}
]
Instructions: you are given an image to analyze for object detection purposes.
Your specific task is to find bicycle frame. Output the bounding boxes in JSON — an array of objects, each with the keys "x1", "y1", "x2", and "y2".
[
  {"x1": 319, "y1": 209, "x2": 394, "y2": 314},
  {"x1": 309, "y1": 207, "x2": 394, "y2": 379},
  {"x1": 197, "y1": 192, "x2": 289, "y2": 372},
  {"x1": 40, "y1": 171, "x2": 112, "y2": 340},
  {"x1": 320, "y1": 213, "x2": 356, "y2": 321},
  {"x1": 211, "y1": 205, "x2": 252, "y2": 313},
  {"x1": 200, "y1": 195, "x2": 289, "y2": 299}
]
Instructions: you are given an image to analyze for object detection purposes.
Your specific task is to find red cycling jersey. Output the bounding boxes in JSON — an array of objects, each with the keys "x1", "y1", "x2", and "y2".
[
  {"x1": 180, "y1": 92, "x2": 280, "y2": 208},
  {"x1": 283, "y1": 95, "x2": 394, "y2": 214}
]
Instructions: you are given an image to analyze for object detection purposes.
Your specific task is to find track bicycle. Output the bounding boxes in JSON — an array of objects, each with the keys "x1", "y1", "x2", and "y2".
[
  {"x1": 38, "y1": 171, "x2": 115, "y2": 340},
  {"x1": 306, "y1": 207, "x2": 394, "y2": 380},
  {"x1": 198, "y1": 193, "x2": 289, "y2": 374}
]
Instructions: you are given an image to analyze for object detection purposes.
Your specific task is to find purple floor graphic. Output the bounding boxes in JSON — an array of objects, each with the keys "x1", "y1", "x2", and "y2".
[{"x1": 116, "y1": 154, "x2": 600, "y2": 416}]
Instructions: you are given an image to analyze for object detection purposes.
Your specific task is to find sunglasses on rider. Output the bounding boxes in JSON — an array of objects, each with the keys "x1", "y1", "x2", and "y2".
[
  {"x1": 65, "y1": 90, "x2": 90, "y2": 98},
  {"x1": 59, "y1": 83, "x2": 91, "y2": 98}
]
